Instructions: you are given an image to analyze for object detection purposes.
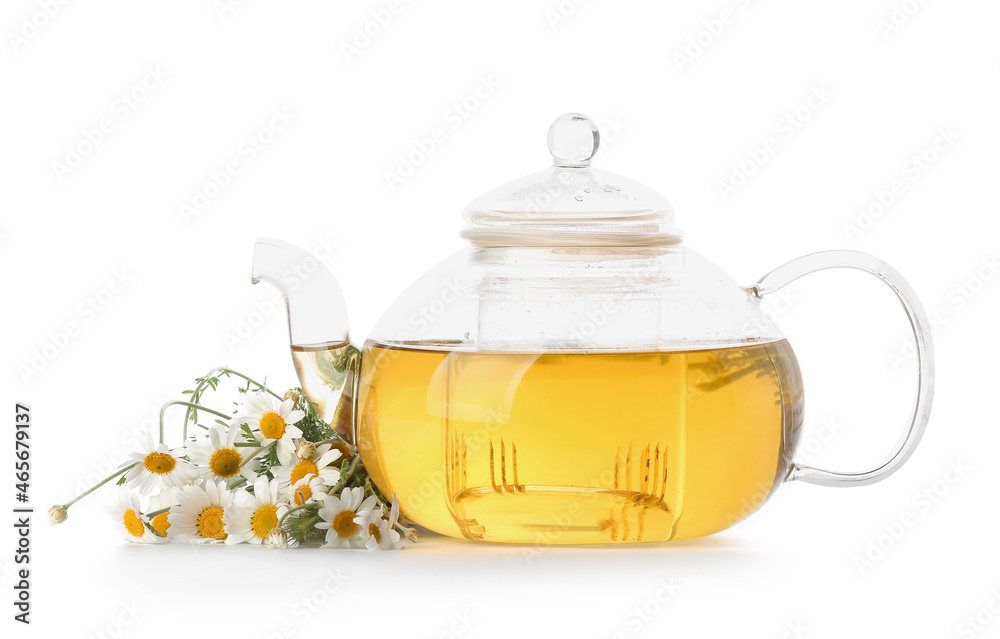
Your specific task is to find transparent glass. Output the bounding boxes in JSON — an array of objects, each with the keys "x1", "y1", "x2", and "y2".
[
  {"x1": 356, "y1": 245, "x2": 800, "y2": 542},
  {"x1": 248, "y1": 113, "x2": 935, "y2": 544}
]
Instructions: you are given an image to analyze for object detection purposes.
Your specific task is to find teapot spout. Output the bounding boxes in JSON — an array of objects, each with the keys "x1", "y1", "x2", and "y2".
[
  {"x1": 251, "y1": 238, "x2": 359, "y2": 443},
  {"x1": 251, "y1": 238, "x2": 350, "y2": 347}
]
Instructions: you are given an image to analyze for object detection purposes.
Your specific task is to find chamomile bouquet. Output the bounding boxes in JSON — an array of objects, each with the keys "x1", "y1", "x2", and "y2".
[{"x1": 50, "y1": 368, "x2": 417, "y2": 550}]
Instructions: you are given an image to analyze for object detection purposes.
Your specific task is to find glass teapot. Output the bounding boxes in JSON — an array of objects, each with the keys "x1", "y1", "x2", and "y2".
[{"x1": 250, "y1": 113, "x2": 934, "y2": 544}]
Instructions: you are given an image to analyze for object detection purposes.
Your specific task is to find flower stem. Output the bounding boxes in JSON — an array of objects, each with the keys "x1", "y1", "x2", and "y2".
[
  {"x1": 160, "y1": 401, "x2": 232, "y2": 445},
  {"x1": 329, "y1": 456, "x2": 361, "y2": 494},
  {"x1": 61, "y1": 462, "x2": 139, "y2": 510},
  {"x1": 241, "y1": 441, "x2": 274, "y2": 466},
  {"x1": 277, "y1": 503, "x2": 314, "y2": 528},
  {"x1": 313, "y1": 436, "x2": 350, "y2": 448},
  {"x1": 179, "y1": 367, "x2": 283, "y2": 444},
  {"x1": 145, "y1": 505, "x2": 177, "y2": 518},
  {"x1": 219, "y1": 369, "x2": 283, "y2": 401}
]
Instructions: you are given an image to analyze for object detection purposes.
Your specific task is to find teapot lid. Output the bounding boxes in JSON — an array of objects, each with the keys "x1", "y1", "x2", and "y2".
[{"x1": 460, "y1": 113, "x2": 683, "y2": 247}]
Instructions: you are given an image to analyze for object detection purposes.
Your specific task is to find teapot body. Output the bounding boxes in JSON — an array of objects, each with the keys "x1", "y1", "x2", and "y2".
[{"x1": 354, "y1": 245, "x2": 804, "y2": 543}]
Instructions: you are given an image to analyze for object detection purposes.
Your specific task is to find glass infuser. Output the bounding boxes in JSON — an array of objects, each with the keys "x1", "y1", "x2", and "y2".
[{"x1": 250, "y1": 113, "x2": 934, "y2": 544}]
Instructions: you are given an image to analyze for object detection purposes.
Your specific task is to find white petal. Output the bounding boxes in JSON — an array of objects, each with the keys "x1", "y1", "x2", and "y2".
[
  {"x1": 358, "y1": 494, "x2": 378, "y2": 514},
  {"x1": 316, "y1": 449, "x2": 341, "y2": 469}
]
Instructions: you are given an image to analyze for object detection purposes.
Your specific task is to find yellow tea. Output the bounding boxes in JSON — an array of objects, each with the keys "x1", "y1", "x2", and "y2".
[
  {"x1": 291, "y1": 342, "x2": 359, "y2": 441},
  {"x1": 356, "y1": 340, "x2": 803, "y2": 544}
]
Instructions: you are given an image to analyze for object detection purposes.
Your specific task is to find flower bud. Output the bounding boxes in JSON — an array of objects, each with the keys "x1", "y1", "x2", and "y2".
[
  {"x1": 48, "y1": 505, "x2": 68, "y2": 525},
  {"x1": 296, "y1": 441, "x2": 317, "y2": 460},
  {"x1": 283, "y1": 390, "x2": 300, "y2": 404}
]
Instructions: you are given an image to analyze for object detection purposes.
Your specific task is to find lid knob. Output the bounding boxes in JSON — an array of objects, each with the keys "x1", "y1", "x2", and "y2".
[{"x1": 547, "y1": 113, "x2": 600, "y2": 168}]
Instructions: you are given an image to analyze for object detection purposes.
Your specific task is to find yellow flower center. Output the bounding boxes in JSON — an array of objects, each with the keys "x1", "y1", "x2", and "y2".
[
  {"x1": 251, "y1": 504, "x2": 279, "y2": 539},
  {"x1": 368, "y1": 522, "x2": 382, "y2": 544},
  {"x1": 333, "y1": 510, "x2": 358, "y2": 538},
  {"x1": 259, "y1": 412, "x2": 286, "y2": 440},
  {"x1": 143, "y1": 451, "x2": 176, "y2": 475},
  {"x1": 293, "y1": 483, "x2": 313, "y2": 506},
  {"x1": 122, "y1": 509, "x2": 145, "y2": 538},
  {"x1": 196, "y1": 506, "x2": 227, "y2": 540},
  {"x1": 290, "y1": 460, "x2": 318, "y2": 485},
  {"x1": 151, "y1": 512, "x2": 171, "y2": 537},
  {"x1": 209, "y1": 447, "x2": 242, "y2": 478}
]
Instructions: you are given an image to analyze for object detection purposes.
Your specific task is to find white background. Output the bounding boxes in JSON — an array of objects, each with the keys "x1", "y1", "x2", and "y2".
[{"x1": 2, "y1": 1, "x2": 998, "y2": 637}]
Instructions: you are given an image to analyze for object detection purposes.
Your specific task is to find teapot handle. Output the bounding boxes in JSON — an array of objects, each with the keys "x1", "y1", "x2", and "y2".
[{"x1": 748, "y1": 250, "x2": 935, "y2": 487}]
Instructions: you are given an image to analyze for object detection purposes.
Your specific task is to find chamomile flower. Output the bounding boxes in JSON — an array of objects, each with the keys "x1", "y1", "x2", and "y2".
[
  {"x1": 105, "y1": 486, "x2": 156, "y2": 543},
  {"x1": 224, "y1": 476, "x2": 289, "y2": 545},
  {"x1": 187, "y1": 424, "x2": 259, "y2": 485},
  {"x1": 125, "y1": 434, "x2": 193, "y2": 495},
  {"x1": 147, "y1": 487, "x2": 178, "y2": 541},
  {"x1": 237, "y1": 392, "x2": 304, "y2": 459},
  {"x1": 170, "y1": 480, "x2": 236, "y2": 543},
  {"x1": 272, "y1": 441, "x2": 341, "y2": 491},
  {"x1": 316, "y1": 487, "x2": 378, "y2": 549},
  {"x1": 290, "y1": 474, "x2": 327, "y2": 506},
  {"x1": 355, "y1": 505, "x2": 400, "y2": 551}
]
